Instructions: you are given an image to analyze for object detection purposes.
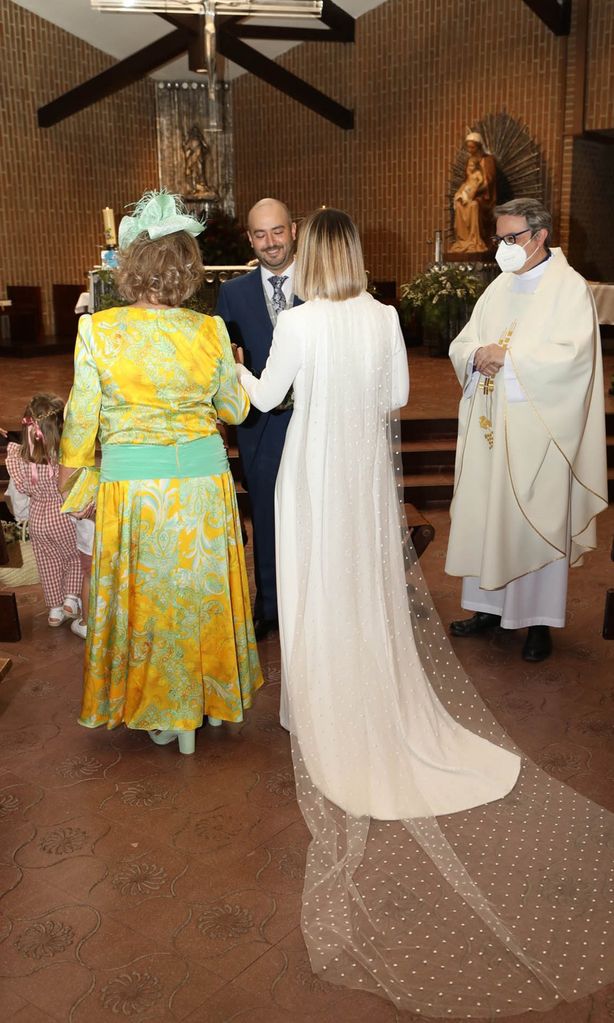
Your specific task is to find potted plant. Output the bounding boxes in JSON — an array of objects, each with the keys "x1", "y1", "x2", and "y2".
[{"x1": 399, "y1": 262, "x2": 486, "y2": 356}]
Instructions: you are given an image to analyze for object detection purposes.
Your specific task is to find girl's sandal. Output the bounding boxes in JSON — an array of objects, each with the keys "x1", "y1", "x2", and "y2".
[
  {"x1": 48, "y1": 607, "x2": 67, "y2": 627},
  {"x1": 62, "y1": 596, "x2": 81, "y2": 619}
]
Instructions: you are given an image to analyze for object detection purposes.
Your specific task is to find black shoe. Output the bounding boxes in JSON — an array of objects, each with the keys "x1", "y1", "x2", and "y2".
[
  {"x1": 253, "y1": 617, "x2": 278, "y2": 641},
  {"x1": 522, "y1": 625, "x2": 552, "y2": 662},
  {"x1": 449, "y1": 612, "x2": 501, "y2": 637}
]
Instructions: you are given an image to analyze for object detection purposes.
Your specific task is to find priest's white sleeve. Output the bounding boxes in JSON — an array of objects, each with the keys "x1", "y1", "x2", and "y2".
[
  {"x1": 449, "y1": 289, "x2": 488, "y2": 389},
  {"x1": 235, "y1": 308, "x2": 302, "y2": 412},
  {"x1": 464, "y1": 350, "x2": 483, "y2": 397}
]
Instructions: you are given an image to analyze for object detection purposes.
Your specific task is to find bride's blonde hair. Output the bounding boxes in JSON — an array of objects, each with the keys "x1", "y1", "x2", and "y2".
[{"x1": 295, "y1": 208, "x2": 366, "y2": 302}]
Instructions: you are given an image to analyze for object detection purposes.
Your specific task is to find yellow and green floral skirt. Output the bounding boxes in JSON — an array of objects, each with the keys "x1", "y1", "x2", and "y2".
[{"x1": 80, "y1": 469, "x2": 263, "y2": 731}]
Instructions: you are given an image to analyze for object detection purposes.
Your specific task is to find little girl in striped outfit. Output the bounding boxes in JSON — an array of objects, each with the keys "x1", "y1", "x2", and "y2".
[{"x1": 6, "y1": 394, "x2": 83, "y2": 627}]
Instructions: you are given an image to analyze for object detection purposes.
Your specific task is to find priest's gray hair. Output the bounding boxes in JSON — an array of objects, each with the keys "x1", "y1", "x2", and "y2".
[{"x1": 494, "y1": 197, "x2": 552, "y2": 244}]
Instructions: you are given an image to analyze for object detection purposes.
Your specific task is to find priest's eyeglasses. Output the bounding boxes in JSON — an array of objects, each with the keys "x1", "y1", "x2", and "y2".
[{"x1": 490, "y1": 228, "x2": 533, "y2": 247}]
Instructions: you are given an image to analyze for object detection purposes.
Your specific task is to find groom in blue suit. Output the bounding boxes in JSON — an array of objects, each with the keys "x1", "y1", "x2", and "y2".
[{"x1": 215, "y1": 198, "x2": 301, "y2": 640}]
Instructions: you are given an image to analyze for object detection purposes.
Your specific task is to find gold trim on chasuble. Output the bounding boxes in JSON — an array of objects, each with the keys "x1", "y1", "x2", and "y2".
[{"x1": 478, "y1": 320, "x2": 516, "y2": 449}]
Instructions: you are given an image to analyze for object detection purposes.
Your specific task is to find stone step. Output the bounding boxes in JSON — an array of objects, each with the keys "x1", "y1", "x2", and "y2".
[
  {"x1": 0, "y1": 336, "x2": 75, "y2": 359},
  {"x1": 400, "y1": 439, "x2": 456, "y2": 471},
  {"x1": 401, "y1": 417, "x2": 458, "y2": 441},
  {"x1": 403, "y1": 471, "x2": 455, "y2": 510}
]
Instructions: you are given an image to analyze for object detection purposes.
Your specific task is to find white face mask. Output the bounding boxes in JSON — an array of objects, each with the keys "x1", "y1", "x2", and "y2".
[{"x1": 495, "y1": 235, "x2": 537, "y2": 273}]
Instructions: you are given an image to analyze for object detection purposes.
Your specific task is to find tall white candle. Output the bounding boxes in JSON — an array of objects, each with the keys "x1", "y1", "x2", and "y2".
[
  {"x1": 102, "y1": 207, "x2": 116, "y2": 248},
  {"x1": 435, "y1": 229, "x2": 443, "y2": 264}
]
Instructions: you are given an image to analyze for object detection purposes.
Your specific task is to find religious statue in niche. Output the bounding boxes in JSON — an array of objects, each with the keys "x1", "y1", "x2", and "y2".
[
  {"x1": 450, "y1": 132, "x2": 497, "y2": 254},
  {"x1": 447, "y1": 114, "x2": 544, "y2": 259},
  {"x1": 182, "y1": 125, "x2": 218, "y2": 200}
]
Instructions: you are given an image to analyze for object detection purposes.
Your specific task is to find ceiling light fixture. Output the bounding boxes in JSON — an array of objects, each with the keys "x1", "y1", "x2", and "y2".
[
  {"x1": 91, "y1": 2, "x2": 323, "y2": 17},
  {"x1": 92, "y1": 2, "x2": 206, "y2": 11}
]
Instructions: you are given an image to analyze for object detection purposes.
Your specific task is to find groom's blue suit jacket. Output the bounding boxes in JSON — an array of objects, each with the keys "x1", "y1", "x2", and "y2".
[
  {"x1": 215, "y1": 267, "x2": 302, "y2": 619},
  {"x1": 215, "y1": 267, "x2": 301, "y2": 471}
]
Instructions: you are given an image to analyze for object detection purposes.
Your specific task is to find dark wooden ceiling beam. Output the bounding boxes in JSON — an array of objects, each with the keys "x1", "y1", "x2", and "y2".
[
  {"x1": 320, "y1": 0, "x2": 355, "y2": 40},
  {"x1": 230, "y1": 0, "x2": 354, "y2": 42},
  {"x1": 521, "y1": 0, "x2": 571, "y2": 36},
  {"x1": 38, "y1": 28, "x2": 191, "y2": 127},
  {"x1": 38, "y1": 6, "x2": 355, "y2": 130},
  {"x1": 160, "y1": 10, "x2": 354, "y2": 129},
  {"x1": 224, "y1": 25, "x2": 346, "y2": 41},
  {"x1": 158, "y1": 12, "x2": 234, "y2": 33},
  {"x1": 216, "y1": 30, "x2": 354, "y2": 128}
]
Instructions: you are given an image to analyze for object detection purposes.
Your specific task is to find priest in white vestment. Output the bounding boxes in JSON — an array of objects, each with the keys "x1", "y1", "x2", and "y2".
[{"x1": 446, "y1": 197, "x2": 607, "y2": 661}]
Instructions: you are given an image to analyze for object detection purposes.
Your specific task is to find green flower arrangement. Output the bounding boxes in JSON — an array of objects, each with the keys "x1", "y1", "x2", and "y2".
[
  {"x1": 399, "y1": 262, "x2": 486, "y2": 336},
  {"x1": 95, "y1": 268, "x2": 129, "y2": 312}
]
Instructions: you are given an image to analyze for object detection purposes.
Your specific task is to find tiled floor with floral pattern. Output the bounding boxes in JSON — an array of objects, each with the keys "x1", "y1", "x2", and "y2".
[
  {"x1": 1, "y1": 347, "x2": 613, "y2": 1021},
  {"x1": 1, "y1": 503, "x2": 613, "y2": 1022}
]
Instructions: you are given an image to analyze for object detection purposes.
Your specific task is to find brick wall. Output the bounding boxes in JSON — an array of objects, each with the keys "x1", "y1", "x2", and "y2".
[
  {"x1": 2, "y1": 0, "x2": 612, "y2": 332},
  {"x1": 586, "y1": 0, "x2": 614, "y2": 130},
  {"x1": 232, "y1": 0, "x2": 614, "y2": 288},
  {"x1": 0, "y1": 0, "x2": 158, "y2": 333}
]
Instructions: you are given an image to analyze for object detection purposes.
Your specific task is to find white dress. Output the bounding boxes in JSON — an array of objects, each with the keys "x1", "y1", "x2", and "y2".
[
  {"x1": 238, "y1": 292, "x2": 520, "y2": 817},
  {"x1": 236, "y1": 291, "x2": 614, "y2": 1018}
]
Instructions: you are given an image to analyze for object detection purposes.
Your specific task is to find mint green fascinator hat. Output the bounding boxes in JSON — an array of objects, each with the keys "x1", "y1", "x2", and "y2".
[{"x1": 118, "y1": 189, "x2": 204, "y2": 250}]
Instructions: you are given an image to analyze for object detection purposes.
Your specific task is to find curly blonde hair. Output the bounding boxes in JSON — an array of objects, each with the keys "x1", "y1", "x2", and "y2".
[
  {"x1": 20, "y1": 393, "x2": 65, "y2": 465},
  {"x1": 116, "y1": 230, "x2": 205, "y2": 306}
]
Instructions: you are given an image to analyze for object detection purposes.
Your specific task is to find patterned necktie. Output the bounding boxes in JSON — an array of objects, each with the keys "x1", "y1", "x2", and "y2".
[{"x1": 269, "y1": 275, "x2": 288, "y2": 315}]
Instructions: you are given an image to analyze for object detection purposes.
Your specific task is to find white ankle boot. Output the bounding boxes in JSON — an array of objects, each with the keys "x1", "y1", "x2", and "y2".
[{"x1": 148, "y1": 729, "x2": 196, "y2": 755}]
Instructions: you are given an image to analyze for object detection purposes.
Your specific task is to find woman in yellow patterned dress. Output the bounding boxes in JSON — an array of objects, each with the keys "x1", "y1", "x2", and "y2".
[{"x1": 59, "y1": 191, "x2": 263, "y2": 754}]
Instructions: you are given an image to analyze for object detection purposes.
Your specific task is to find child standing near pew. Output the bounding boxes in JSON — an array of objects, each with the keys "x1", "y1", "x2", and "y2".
[{"x1": 5, "y1": 394, "x2": 82, "y2": 627}]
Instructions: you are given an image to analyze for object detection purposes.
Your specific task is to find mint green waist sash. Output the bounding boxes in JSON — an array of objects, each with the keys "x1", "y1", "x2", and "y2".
[{"x1": 100, "y1": 434, "x2": 228, "y2": 483}]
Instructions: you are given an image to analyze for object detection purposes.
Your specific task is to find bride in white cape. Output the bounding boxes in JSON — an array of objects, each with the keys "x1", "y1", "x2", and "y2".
[{"x1": 235, "y1": 208, "x2": 614, "y2": 1018}]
